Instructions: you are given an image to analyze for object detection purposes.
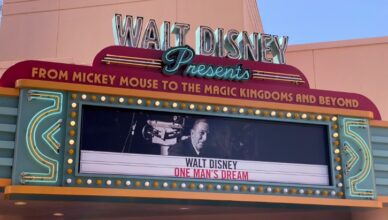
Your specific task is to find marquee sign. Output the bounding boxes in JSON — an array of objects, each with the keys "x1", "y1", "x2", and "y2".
[
  {"x1": 112, "y1": 14, "x2": 288, "y2": 64},
  {"x1": 0, "y1": 46, "x2": 380, "y2": 119},
  {"x1": 0, "y1": 17, "x2": 381, "y2": 208}
]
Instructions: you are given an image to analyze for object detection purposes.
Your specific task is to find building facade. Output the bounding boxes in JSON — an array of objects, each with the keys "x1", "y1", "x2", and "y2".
[{"x1": 0, "y1": 1, "x2": 388, "y2": 219}]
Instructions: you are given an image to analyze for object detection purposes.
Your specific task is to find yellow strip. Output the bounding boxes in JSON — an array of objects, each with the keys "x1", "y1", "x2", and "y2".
[
  {"x1": 370, "y1": 120, "x2": 388, "y2": 128},
  {"x1": 0, "y1": 87, "x2": 19, "y2": 97},
  {"x1": 0, "y1": 178, "x2": 11, "y2": 187},
  {"x1": 252, "y1": 70, "x2": 302, "y2": 77},
  {"x1": 377, "y1": 196, "x2": 388, "y2": 204},
  {"x1": 106, "y1": 54, "x2": 162, "y2": 62},
  {"x1": 16, "y1": 79, "x2": 374, "y2": 119},
  {"x1": 4, "y1": 185, "x2": 382, "y2": 208},
  {"x1": 252, "y1": 76, "x2": 305, "y2": 83},
  {"x1": 102, "y1": 60, "x2": 161, "y2": 68}
]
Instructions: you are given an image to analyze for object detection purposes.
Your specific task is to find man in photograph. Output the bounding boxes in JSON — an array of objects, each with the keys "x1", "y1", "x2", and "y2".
[{"x1": 168, "y1": 118, "x2": 211, "y2": 157}]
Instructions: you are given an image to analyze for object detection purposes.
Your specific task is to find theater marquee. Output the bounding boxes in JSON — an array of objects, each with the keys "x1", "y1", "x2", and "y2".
[{"x1": 0, "y1": 16, "x2": 381, "y2": 208}]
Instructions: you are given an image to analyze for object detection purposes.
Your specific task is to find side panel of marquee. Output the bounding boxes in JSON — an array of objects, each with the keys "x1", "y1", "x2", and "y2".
[
  {"x1": 11, "y1": 89, "x2": 67, "y2": 186},
  {"x1": 1, "y1": 86, "x2": 382, "y2": 204}
]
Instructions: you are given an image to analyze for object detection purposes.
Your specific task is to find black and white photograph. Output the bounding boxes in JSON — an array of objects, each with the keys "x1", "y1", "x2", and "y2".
[{"x1": 79, "y1": 105, "x2": 331, "y2": 185}]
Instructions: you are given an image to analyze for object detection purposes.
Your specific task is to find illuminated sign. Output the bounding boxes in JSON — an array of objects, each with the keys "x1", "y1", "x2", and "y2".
[
  {"x1": 1, "y1": 46, "x2": 379, "y2": 118},
  {"x1": 79, "y1": 105, "x2": 330, "y2": 185},
  {"x1": 0, "y1": 38, "x2": 378, "y2": 205},
  {"x1": 112, "y1": 14, "x2": 288, "y2": 64},
  {"x1": 162, "y1": 46, "x2": 251, "y2": 81}
]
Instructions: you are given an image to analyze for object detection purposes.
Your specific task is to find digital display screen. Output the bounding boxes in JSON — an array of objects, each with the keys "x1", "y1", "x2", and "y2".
[{"x1": 79, "y1": 105, "x2": 331, "y2": 185}]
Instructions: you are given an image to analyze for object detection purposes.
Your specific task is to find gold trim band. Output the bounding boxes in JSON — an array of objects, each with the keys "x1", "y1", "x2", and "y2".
[
  {"x1": 377, "y1": 196, "x2": 388, "y2": 204},
  {"x1": 0, "y1": 87, "x2": 19, "y2": 97},
  {"x1": 0, "y1": 178, "x2": 11, "y2": 187},
  {"x1": 16, "y1": 79, "x2": 374, "y2": 119},
  {"x1": 370, "y1": 120, "x2": 388, "y2": 128},
  {"x1": 4, "y1": 185, "x2": 382, "y2": 208}
]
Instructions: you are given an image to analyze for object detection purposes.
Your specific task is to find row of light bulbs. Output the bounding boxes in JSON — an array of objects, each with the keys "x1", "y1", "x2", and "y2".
[{"x1": 65, "y1": 93, "x2": 344, "y2": 198}]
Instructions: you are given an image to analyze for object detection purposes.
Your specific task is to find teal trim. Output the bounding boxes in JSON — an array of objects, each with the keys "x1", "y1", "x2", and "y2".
[
  {"x1": 0, "y1": 148, "x2": 13, "y2": 158},
  {"x1": 0, "y1": 115, "x2": 17, "y2": 125},
  {"x1": 376, "y1": 178, "x2": 388, "y2": 186},
  {"x1": 374, "y1": 164, "x2": 388, "y2": 171},
  {"x1": 0, "y1": 167, "x2": 11, "y2": 178},
  {"x1": 0, "y1": 157, "x2": 12, "y2": 166},
  {"x1": 0, "y1": 107, "x2": 17, "y2": 116},
  {"x1": 0, "y1": 124, "x2": 16, "y2": 133},
  {"x1": 0, "y1": 132, "x2": 15, "y2": 142},
  {"x1": 0, "y1": 96, "x2": 18, "y2": 108},
  {"x1": 371, "y1": 127, "x2": 388, "y2": 137},
  {"x1": 371, "y1": 126, "x2": 388, "y2": 196},
  {"x1": 373, "y1": 150, "x2": 388, "y2": 157},
  {"x1": 0, "y1": 95, "x2": 17, "y2": 180},
  {"x1": 0, "y1": 140, "x2": 14, "y2": 149},
  {"x1": 371, "y1": 136, "x2": 388, "y2": 144}
]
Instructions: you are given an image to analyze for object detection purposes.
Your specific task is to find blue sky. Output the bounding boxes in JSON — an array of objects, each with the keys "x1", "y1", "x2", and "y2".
[
  {"x1": 0, "y1": 0, "x2": 386, "y2": 45},
  {"x1": 257, "y1": 0, "x2": 388, "y2": 45}
]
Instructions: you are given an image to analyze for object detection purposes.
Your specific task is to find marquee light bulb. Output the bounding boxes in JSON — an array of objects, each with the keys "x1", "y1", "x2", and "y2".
[{"x1": 53, "y1": 213, "x2": 64, "y2": 217}]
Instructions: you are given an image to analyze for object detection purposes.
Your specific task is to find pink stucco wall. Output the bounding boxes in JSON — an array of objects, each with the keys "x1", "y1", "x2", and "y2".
[
  {"x1": 287, "y1": 37, "x2": 388, "y2": 120},
  {"x1": 0, "y1": 0, "x2": 262, "y2": 70},
  {"x1": 0, "y1": 1, "x2": 388, "y2": 219}
]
